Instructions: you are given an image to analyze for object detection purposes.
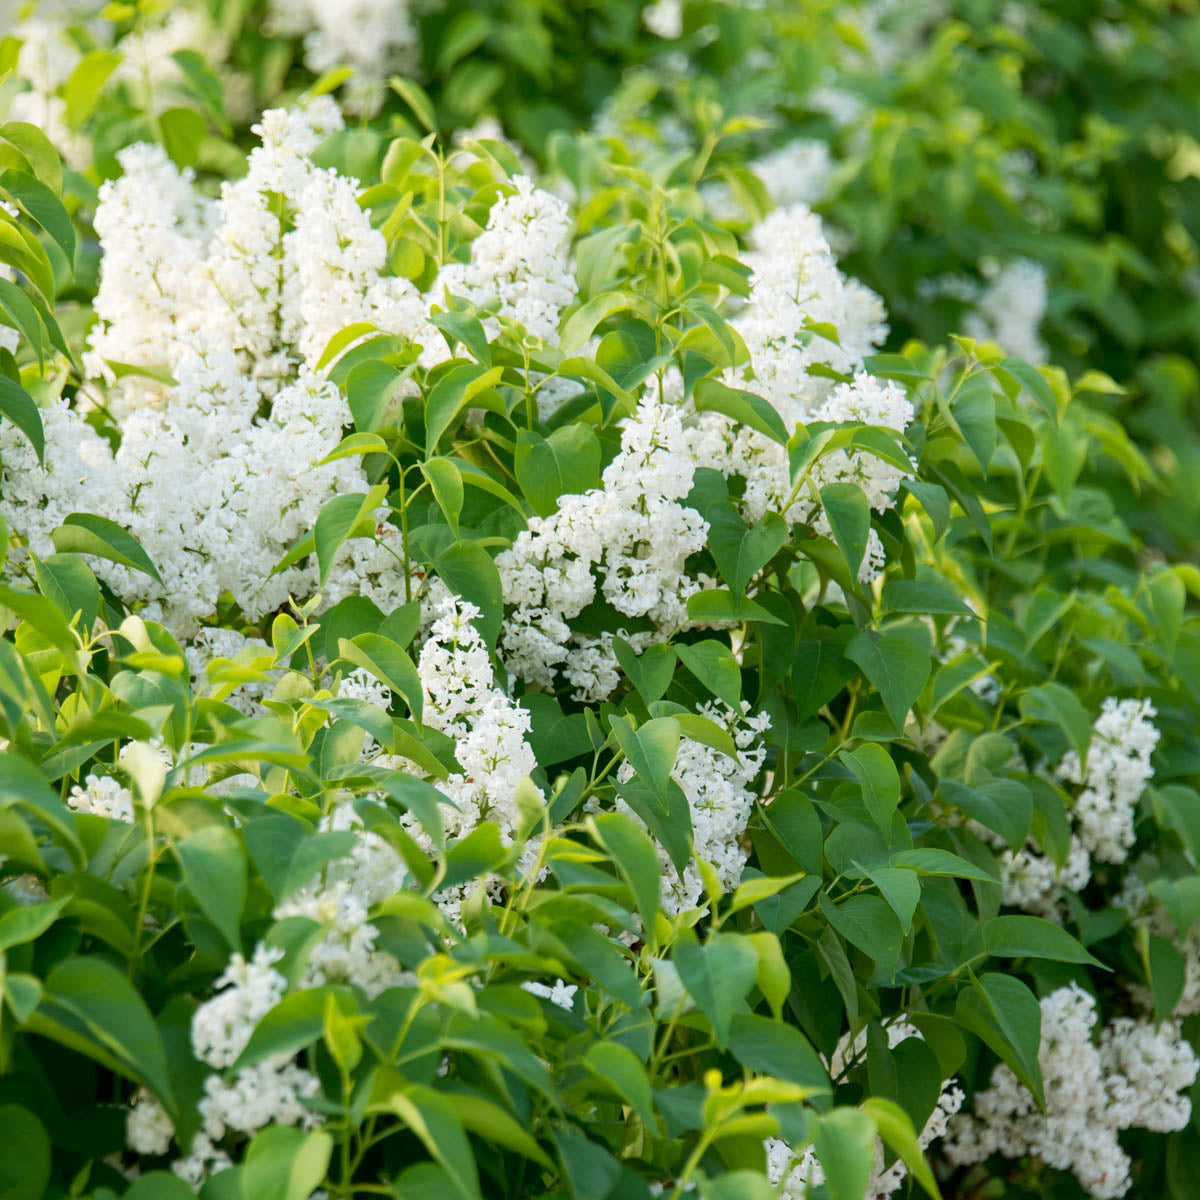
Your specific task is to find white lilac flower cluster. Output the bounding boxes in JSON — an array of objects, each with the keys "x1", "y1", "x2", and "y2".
[
  {"x1": 730, "y1": 204, "x2": 889, "y2": 429},
  {"x1": 127, "y1": 875, "x2": 409, "y2": 1186},
  {"x1": 1058, "y1": 698, "x2": 1158, "y2": 864},
  {"x1": 768, "y1": 1021, "x2": 965, "y2": 1199},
  {"x1": 987, "y1": 698, "x2": 1159, "y2": 916},
  {"x1": 944, "y1": 983, "x2": 1198, "y2": 1198},
  {"x1": 266, "y1": 0, "x2": 418, "y2": 115},
  {"x1": 680, "y1": 203, "x2": 908, "y2": 582},
  {"x1": 379, "y1": 593, "x2": 543, "y2": 923},
  {"x1": 434, "y1": 174, "x2": 577, "y2": 346},
  {"x1": 0, "y1": 102, "x2": 575, "y2": 638},
  {"x1": 498, "y1": 399, "x2": 712, "y2": 701},
  {"x1": 611, "y1": 701, "x2": 771, "y2": 917},
  {"x1": 66, "y1": 773, "x2": 136, "y2": 821}
]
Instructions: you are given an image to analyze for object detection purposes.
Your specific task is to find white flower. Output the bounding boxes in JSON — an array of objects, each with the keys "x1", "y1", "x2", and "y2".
[
  {"x1": 944, "y1": 984, "x2": 1197, "y2": 1199},
  {"x1": 67, "y1": 775, "x2": 135, "y2": 822}
]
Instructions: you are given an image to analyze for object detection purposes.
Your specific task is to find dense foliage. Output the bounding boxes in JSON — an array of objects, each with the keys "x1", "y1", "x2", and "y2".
[{"x1": 0, "y1": 3, "x2": 1198, "y2": 1199}]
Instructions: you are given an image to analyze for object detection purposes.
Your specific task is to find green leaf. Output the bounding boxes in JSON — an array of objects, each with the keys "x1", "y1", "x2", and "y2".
[
  {"x1": 176, "y1": 825, "x2": 247, "y2": 953},
  {"x1": 592, "y1": 811, "x2": 661, "y2": 927},
  {"x1": 955, "y1": 973, "x2": 1043, "y2": 1108},
  {"x1": 675, "y1": 640, "x2": 742, "y2": 711},
  {"x1": 814, "y1": 1107, "x2": 876, "y2": 1200},
  {"x1": 160, "y1": 106, "x2": 208, "y2": 168},
  {"x1": 560, "y1": 291, "x2": 629, "y2": 354},
  {"x1": 939, "y1": 779, "x2": 1032, "y2": 851},
  {"x1": 0, "y1": 375, "x2": 43, "y2": 463},
  {"x1": 881, "y1": 579, "x2": 972, "y2": 615},
  {"x1": 840, "y1": 743, "x2": 900, "y2": 834},
  {"x1": 389, "y1": 76, "x2": 437, "y2": 132},
  {"x1": 861, "y1": 1097, "x2": 939, "y2": 1198},
  {"x1": 65, "y1": 49, "x2": 121, "y2": 127},
  {"x1": 707, "y1": 502, "x2": 788, "y2": 597},
  {"x1": 449, "y1": 1091, "x2": 554, "y2": 1170},
  {"x1": 0, "y1": 170, "x2": 75, "y2": 264},
  {"x1": 430, "y1": 541, "x2": 503, "y2": 646},
  {"x1": 845, "y1": 628, "x2": 931, "y2": 731},
  {"x1": 34, "y1": 552, "x2": 99, "y2": 631},
  {"x1": 998, "y1": 357, "x2": 1058, "y2": 421},
  {"x1": 337, "y1": 633, "x2": 423, "y2": 723},
  {"x1": 610, "y1": 715, "x2": 679, "y2": 806},
  {"x1": 125, "y1": 1174, "x2": 196, "y2": 1200},
  {"x1": 241, "y1": 1126, "x2": 333, "y2": 1200},
  {"x1": 236, "y1": 988, "x2": 355, "y2": 1070},
  {"x1": 982, "y1": 915, "x2": 1104, "y2": 967},
  {"x1": 612, "y1": 637, "x2": 676, "y2": 704},
  {"x1": 583, "y1": 1042, "x2": 657, "y2": 1130},
  {"x1": 388, "y1": 1085, "x2": 481, "y2": 1200},
  {"x1": 950, "y1": 372, "x2": 996, "y2": 472},
  {"x1": 889, "y1": 848, "x2": 999, "y2": 884},
  {"x1": 819, "y1": 892, "x2": 904, "y2": 972},
  {"x1": 0, "y1": 122, "x2": 60, "y2": 192},
  {"x1": 0, "y1": 1104, "x2": 50, "y2": 1200},
  {"x1": 314, "y1": 485, "x2": 388, "y2": 587},
  {"x1": 1019, "y1": 683, "x2": 1092, "y2": 769},
  {"x1": 693, "y1": 377, "x2": 789, "y2": 444},
  {"x1": 821, "y1": 482, "x2": 871, "y2": 581},
  {"x1": 864, "y1": 867, "x2": 921, "y2": 933},
  {"x1": 728, "y1": 1012, "x2": 830, "y2": 1094},
  {"x1": 32, "y1": 957, "x2": 176, "y2": 1116},
  {"x1": 687, "y1": 588, "x2": 786, "y2": 625},
  {"x1": 672, "y1": 932, "x2": 759, "y2": 1048},
  {"x1": 0, "y1": 895, "x2": 70, "y2": 952},
  {"x1": 424, "y1": 363, "x2": 503, "y2": 456},
  {"x1": 0, "y1": 277, "x2": 46, "y2": 368},
  {"x1": 514, "y1": 424, "x2": 601, "y2": 516},
  {"x1": 421, "y1": 455, "x2": 465, "y2": 535},
  {"x1": 51, "y1": 513, "x2": 163, "y2": 583}
]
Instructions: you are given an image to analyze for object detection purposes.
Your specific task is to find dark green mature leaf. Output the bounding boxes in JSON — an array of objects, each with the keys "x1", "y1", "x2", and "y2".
[
  {"x1": 672, "y1": 932, "x2": 758, "y2": 1048},
  {"x1": 841, "y1": 743, "x2": 900, "y2": 834},
  {"x1": 0, "y1": 1104, "x2": 50, "y2": 1200},
  {"x1": 613, "y1": 637, "x2": 676, "y2": 704},
  {"x1": 890, "y1": 848, "x2": 999, "y2": 884},
  {"x1": 939, "y1": 779, "x2": 1032, "y2": 851},
  {"x1": 708, "y1": 502, "x2": 788, "y2": 596},
  {"x1": 0, "y1": 375, "x2": 44, "y2": 462},
  {"x1": 819, "y1": 892, "x2": 903, "y2": 971},
  {"x1": 955, "y1": 973, "x2": 1044, "y2": 1108},
  {"x1": 951, "y1": 372, "x2": 997, "y2": 472},
  {"x1": 32, "y1": 958, "x2": 176, "y2": 1116},
  {"x1": 693, "y1": 377, "x2": 789, "y2": 444},
  {"x1": 610, "y1": 715, "x2": 679, "y2": 805},
  {"x1": 821, "y1": 482, "x2": 871, "y2": 581},
  {"x1": 728, "y1": 1013, "x2": 830, "y2": 1094},
  {"x1": 982, "y1": 916, "x2": 1104, "y2": 967},
  {"x1": 846, "y1": 628, "x2": 931, "y2": 730},
  {"x1": 176, "y1": 825, "x2": 247, "y2": 953},
  {"x1": 515, "y1": 424, "x2": 601, "y2": 516},
  {"x1": 431, "y1": 541, "x2": 503, "y2": 646},
  {"x1": 676, "y1": 640, "x2": 741, "y2": 711},
  {"x1": 1019, "y1": 682, "x2": 1092, "y2": 769},
  {"x1": 52, "y1": 513, "x2": 163, "y2": 584},
  {"x1": 592, "y1": 811, "x2": 661, "y2": 927},
  {"x1": 337, "y1": 633, "x2": 423, "y2": 723}
]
